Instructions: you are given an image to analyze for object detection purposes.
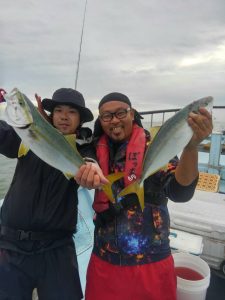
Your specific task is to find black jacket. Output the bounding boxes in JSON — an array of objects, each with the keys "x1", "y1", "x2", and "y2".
[{"x1": 0, "y1": 121, "x2": 94, "y2": 253}]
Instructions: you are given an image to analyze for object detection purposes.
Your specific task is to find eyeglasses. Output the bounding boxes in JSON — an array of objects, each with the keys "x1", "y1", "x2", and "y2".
[{"x1": 99, "y1": 107, "x2": 131, "y2": 122}]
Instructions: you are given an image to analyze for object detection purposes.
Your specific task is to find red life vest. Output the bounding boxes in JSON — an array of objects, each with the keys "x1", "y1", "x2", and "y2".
[{"x1": 93, "y1": 124, "x2": 146, "y2": 212}]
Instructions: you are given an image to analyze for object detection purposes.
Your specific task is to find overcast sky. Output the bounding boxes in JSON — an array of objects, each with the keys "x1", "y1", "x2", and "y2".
[{"x1": 1, "y1": 0, "x2": 225, "y2": 117}]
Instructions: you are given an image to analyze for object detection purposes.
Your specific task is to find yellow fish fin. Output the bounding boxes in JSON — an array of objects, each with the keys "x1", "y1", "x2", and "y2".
[
  {"x1": 18, "y1": 143, "x2": 29, "y2": 157},
  {"x1": 118, "y1": 181, "x2": 145, "y2": 211},
  {"x1": 101, "y1": 172, "x2": 124, "y2": 203},
  {"x1": 149, "y1": 126, "x2": 161, "y2": 144},
  {"x1": 64, "y1": 134, "x2": 77, "y2": 151},
  {"x1": 64, "y1": 172, "x2": 73, "y2": 179}
]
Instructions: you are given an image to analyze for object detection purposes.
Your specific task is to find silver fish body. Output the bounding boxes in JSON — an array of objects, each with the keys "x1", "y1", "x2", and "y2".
[
  {"x1": 140, "y1": 96, "x2": 213, "y2": 186},
  {"x1": 0, "y1": 102, "x2": 7, "y2": 122},
  {"x1": 2, "y1": 88, "x2": 84, "y2": 177},
  {"x1": 118, "y1": 96, "x2": 213, "y2": 210}
]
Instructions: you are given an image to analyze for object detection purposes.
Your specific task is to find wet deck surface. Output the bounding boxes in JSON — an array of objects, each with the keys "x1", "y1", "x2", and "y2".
[{"x1": 206, "y1": 269, "x2": 225, "y2": 299}]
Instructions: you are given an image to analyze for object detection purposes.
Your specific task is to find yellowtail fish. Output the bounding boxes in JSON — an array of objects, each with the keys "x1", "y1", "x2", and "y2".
[
  {"x1": 118, "y1": 96, "x2": 213, "y2": 210},
  {"x1": 1, "y1": 88, "x2": 84, "y2": 178}
]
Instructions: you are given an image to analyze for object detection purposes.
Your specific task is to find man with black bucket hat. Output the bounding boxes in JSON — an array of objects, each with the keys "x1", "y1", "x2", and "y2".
[
  {"x1": 41, "y1": 88, "x2": 93, "y2": 123},
  {"x1": 0, "y1": 88, "x2": 107, "y2": 300},
  {"x1": 75, "y1": 91, "x2": 213, "y2": 300}
]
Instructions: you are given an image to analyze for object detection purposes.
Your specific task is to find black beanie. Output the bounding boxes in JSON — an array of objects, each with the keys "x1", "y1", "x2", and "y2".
[
  {"x1": 94, "y1": 92, "x2": 144, "y2": 137},
  {"x1": 98, "y1": 92, "x2": 131, "y2": 109}
]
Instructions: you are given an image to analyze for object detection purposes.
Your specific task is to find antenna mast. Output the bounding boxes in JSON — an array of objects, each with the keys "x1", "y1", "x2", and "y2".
[{"x1": 75, "y1": 0, "x2": 88, "y2": 89}]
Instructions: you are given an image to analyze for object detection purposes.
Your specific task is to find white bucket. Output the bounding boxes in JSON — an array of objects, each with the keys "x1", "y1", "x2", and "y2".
[{"x1": 173, "y1": 253, "x2": 210, "y2": 300}]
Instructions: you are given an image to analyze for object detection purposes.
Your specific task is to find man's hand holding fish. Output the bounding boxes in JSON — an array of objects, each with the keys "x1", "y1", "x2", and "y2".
[
  {"x1": 175, "y1": 106, "x2": 213, "y2": 187},
  {"x1": 186, "y1": 106, "x2": 213, "y2": 149},
  {"x1": 75, "y1": 161, "x2": 109, "y2": 189}
]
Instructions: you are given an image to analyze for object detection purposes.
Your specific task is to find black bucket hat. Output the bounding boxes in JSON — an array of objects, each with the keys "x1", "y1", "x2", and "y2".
[{"x1": 42, "y1": 88, "x2": 93, "y2": 123}]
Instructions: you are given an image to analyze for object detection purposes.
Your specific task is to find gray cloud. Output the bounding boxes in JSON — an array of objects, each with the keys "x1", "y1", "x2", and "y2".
[{"x1": 1, "y1": 0, "x2": 225, "y2": 114}]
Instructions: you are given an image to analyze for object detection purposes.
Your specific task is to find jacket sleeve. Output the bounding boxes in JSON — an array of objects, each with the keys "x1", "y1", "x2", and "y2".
[
  {"x1": 162, "y1": 156, "x2": 199, "y2": 203},
  {"x1": 163, "y1": 174, "x2": 198, "y2": 203},
  {"x1": 0, "y1": 121, "x2": 21, "y2": 158},
  {"x1": 144, "y1": 156, "x2": 198, "y2": 203}
]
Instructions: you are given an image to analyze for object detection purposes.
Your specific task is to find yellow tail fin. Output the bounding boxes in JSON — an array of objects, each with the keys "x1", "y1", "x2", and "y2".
[
  {"x1": 101, "y1": 172, "x2": 124, "y2": 203},
  {"x1": 149, "y1": 126, "x2": 161, "y2": 143},
  {"x1": 118, "y1": 181, "x2": 145, "y2": 211},
  {"x1": 18, "y1": 143, "x2": 29, "y2": 157}
]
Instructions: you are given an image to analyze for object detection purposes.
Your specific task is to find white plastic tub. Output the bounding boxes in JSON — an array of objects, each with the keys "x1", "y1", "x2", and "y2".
[{"x1": 173, "y1": 252, "x2": 210, "y2": 300}]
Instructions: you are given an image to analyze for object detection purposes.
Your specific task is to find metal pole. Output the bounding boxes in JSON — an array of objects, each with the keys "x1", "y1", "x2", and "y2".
[{"x1": 75, "y1": 0, "x2": 88, "y2": 89}]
